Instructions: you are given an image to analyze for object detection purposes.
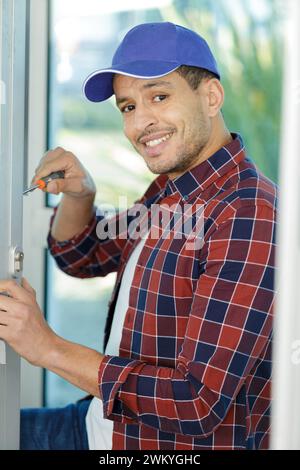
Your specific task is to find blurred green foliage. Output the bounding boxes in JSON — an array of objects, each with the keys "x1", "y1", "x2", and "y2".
[{"x1": 160, "y1": 0, "x2": 283, "y2": 183}]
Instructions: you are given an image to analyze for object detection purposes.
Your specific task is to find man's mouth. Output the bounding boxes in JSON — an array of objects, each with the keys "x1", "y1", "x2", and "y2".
[
  {"x1": 142, "y1": 132, "x2": 173, "y2": 157},
  {"x1": 144, "y1": 133, "x2": 173, "y2": 147}
]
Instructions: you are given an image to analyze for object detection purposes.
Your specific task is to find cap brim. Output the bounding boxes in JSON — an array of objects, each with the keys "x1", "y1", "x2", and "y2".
[{"x1": 83, "y1": 61, "x2": 180, "y2": 103}]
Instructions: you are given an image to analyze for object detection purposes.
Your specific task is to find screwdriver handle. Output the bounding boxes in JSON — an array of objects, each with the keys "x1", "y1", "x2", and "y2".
[{"x1": 36, "y1": 170, "x2": 65, "y2": 189}]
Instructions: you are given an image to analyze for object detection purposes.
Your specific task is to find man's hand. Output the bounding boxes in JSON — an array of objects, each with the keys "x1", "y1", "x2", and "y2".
[
  {"x1": 0, "y1": 278, "x2": 103, "y2": 396},
  {"x1": 34, "y1": 147, "x2": 97, "y2": 242},
  {"x1": 32, "y1": 146, "x2": 96, "y2": 198},
  {"x1": 0, "y1": 278, "x2": 57, "y2": 367}
]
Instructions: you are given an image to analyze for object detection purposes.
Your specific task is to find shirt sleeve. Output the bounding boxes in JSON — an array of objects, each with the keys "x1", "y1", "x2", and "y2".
[
  {"x1": 47, "y1": 206, "x2": 127, "y2": 278},
  {"x1": 97, "y1": 203, "x2": 277, "y2": 436}
]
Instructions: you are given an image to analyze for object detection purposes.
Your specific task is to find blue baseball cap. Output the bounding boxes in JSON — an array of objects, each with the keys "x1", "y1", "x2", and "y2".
[{"x1": 83, "y1": 21, "x2": 220, "y2": 103}]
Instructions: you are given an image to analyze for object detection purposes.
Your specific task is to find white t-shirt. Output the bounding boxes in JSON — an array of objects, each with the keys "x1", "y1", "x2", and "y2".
[{"x1": 85, "y1": 233, "x2": 149, "y2": 450}]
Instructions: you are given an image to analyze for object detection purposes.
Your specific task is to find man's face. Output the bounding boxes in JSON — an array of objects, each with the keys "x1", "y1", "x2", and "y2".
[{"x1": 113, "y1": 71, "x2": 212, "y2": 179}]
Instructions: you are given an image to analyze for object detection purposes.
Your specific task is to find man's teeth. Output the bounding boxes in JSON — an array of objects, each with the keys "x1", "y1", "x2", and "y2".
[{"x1": 145, "y1": 133, "x2": 172, "y2": 147}]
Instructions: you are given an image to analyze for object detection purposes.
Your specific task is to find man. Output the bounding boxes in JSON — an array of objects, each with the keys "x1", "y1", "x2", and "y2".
[{"x1": 0, "y1": 22, "x2": 277, "y2": 450}]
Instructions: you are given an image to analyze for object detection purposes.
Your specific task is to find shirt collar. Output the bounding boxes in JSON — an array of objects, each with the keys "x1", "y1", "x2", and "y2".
[{"x1": 164, "y1": 133, "x2": 246, "y2": 201}]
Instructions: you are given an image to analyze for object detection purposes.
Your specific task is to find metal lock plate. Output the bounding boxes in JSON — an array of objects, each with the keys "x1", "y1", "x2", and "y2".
[
  {"x1": 14, "y1": 250, "x2": 24, "y2": 272},
  {"x1": 9, "y1": 246, "x2": 24, "y2": 277}
]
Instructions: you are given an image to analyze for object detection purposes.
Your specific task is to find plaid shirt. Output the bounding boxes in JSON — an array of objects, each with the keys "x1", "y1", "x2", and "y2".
[{"x1": 48, "y1": 134, "x2": 278, "y2": 450}]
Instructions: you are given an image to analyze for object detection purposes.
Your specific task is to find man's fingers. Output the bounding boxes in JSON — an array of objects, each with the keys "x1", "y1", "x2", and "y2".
[
  {"x1": 21, "y1": 277, "x2": 36, "y2": 298},
  {"x1": 0, "y1": 310, "x2": 9, "y2": 327},
  {"x1": 0, "y1": 279, "x2": 31, "y2": 303},
  {"x1": 45, "y1": 176, "x2": 86, "y2": 195},
  {"x1": 0, "y1": 325, "x2": 8, "y2": 340},
  {"x1": 30, "y1": 148, "x2": 96, "y2": 198},
  {"x1": 33, "y1": 147, "x2": 65, "y2": 177},
  {"x1": 0, "y1": 295, "x2": 16, "y2": 326},
  {"x1": 32, "y1": 147, "x2": 68, "y2": 184},
  {"x1": 45, "y1": 181, "x2": 59, "y2": 194}
]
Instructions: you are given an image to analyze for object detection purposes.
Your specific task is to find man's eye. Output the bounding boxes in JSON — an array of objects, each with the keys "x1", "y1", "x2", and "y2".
[
  {"x1": 153, "y1": 95, "x2": 167, "y2": 102},
  {"x1": 121, "y1": 105, "x2": 135, "y2": 113}
]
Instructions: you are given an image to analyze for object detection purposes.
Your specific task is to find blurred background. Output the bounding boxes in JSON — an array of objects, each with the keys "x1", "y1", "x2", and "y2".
[{"x1": 44, "y1": 0, "x2": 284, "y2": 406}]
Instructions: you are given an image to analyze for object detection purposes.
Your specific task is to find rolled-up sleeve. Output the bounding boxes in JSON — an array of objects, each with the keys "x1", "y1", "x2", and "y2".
[
  {"x1": 47, "y1": 207, "x2": 125, "y2": 278},
  {"x1": 98, "y1": 203, "x2": 276, "y2": 436}
]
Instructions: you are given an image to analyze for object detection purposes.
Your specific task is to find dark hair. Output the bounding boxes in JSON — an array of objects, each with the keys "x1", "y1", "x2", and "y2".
[{"x1": 175, "y1": 65, "x2": 219, "y2": 90}]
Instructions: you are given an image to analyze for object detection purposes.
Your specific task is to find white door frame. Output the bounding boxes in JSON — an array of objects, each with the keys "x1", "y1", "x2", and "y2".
[
  {"x1": 271, "y1": 0, "x2": 300, "y2": 450},
  {"x1": 0, "y1": 0, "x2": 28, "y2": 450}
]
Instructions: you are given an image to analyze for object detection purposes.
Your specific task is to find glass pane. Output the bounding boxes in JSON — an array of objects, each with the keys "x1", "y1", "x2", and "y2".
[
  {"x1": 0, "y1": 0, "x2": 27, "y2": 447},
  {"x1": 46, "y1": 0, "x2": 283, "y2": 406}
]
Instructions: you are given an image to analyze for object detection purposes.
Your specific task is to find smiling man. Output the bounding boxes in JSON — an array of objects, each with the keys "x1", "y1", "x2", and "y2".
[
  {"x1": 0, "y1": 22, "x2": 278, "y2": 450},
  {"x1": 113, "y1": 70, "x2": 232, "y2": 179}
]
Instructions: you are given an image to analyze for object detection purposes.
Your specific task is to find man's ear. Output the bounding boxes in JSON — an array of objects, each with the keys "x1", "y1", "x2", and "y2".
[{"x1": 204, "y1": 78, "x2": 225, "y2": 118}]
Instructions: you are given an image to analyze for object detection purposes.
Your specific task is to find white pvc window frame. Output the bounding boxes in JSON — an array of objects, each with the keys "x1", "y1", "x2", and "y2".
[
  {"x1": 0, "y1": 0, "x2": 28, "y2": 450},
  {"x1": 271, "y1": 0, "x2": 300, "y2": 450}
]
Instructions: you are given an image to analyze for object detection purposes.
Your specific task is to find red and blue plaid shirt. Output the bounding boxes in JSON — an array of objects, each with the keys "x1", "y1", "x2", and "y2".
[{"x1": 48, "y1": 134, "x2": 278, "y2": 450}]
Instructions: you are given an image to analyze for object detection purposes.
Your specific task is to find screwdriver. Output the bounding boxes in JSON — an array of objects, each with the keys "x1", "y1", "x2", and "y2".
[{"x1": 23, "y1": 170, "x2": 65, "y2": 195}]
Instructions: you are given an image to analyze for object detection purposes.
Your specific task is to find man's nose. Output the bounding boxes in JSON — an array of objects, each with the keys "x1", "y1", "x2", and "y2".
[{"x1": 133, "y1": 103, "x2": 159, "y2": 131}]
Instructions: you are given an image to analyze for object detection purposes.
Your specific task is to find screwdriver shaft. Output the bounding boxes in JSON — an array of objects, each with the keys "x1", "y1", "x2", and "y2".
[
  {"x1": 23, "y1": 170, "x2": 65, "y2": 195},
  {"x1": 23, "y1": 184, "x2": 39, "y2": 195}
]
